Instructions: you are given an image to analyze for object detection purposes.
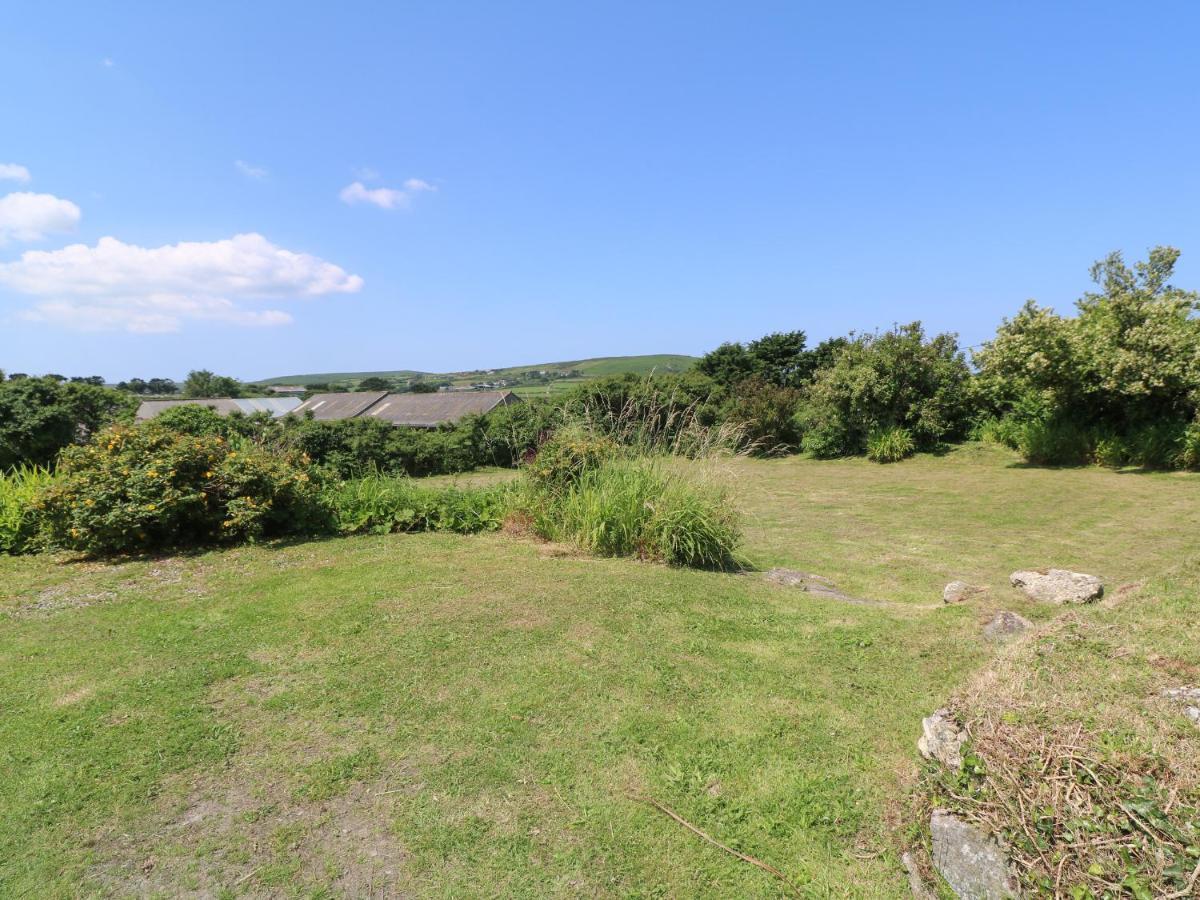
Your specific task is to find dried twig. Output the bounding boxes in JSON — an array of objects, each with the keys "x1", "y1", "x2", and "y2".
[{"x1": 631, "y1": 794, "x2": 802, "y2": 897}]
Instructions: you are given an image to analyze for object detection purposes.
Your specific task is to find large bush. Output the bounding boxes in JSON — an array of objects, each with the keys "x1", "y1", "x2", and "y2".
[
  {"x1": 798, "y1": 323, "x2": 972, "y2": 457},
  {"x1": 35, "y1": 424, "x2": 327, "y2": 554},
  {"x1": 0, "y1": 376, "x2": 136, "y2": 469},
  {"x1": 975, "y1": 247, "x2": 1200, "y2": 467}
]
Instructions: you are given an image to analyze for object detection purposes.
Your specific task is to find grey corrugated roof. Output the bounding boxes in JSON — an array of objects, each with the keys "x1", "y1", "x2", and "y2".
[
  {"x1": 135, "y1": 397, "x2": 301, "y2": 421},
  {"x1": 362, "y1": 391, "x2": 521, "y2": 427},
  {"x1": 290, "y1": 391, "x2": 388, "y2": 420}
]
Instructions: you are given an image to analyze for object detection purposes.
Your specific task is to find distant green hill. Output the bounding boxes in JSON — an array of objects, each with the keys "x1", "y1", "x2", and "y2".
[{"x1": 254, "y1": 354, "x2": 697, "y2": 392}]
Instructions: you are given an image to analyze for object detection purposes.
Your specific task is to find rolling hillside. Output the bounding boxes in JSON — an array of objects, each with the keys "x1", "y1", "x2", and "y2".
[{"x1": 254, "y1": 354, "x2": 697, "y2": 396}]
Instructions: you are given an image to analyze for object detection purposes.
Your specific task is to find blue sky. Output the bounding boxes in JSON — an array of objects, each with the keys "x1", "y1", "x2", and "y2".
[{"x1": 2, "y1": 2, "x2": 1198, "y2": 381}]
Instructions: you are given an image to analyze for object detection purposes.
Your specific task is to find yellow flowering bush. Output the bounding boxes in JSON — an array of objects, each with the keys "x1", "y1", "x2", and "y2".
[{"x1": 35, "y1": 423, "x2": 328, "y2": 555}]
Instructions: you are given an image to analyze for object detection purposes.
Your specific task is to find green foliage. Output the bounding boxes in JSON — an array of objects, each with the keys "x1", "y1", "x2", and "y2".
[
  {"x1": 865, "y1": 426, "x2": 915, "y2": 463},
  {"x1": 325, "y1": 474, "x2": 511, "y2": 535},
  {"x1": 0, "y1": 376, "x2": 136, "y2": 470},
  {"x1": 721, "y1": 376, "x2": 803, "y2": 453},
  {"x1": 355, "y1": 377, "x2": 392, "y2": 392},
  {"x1": 523, "y1": 428, "x2": 617, "y2": 488},
  {"x1": 520, "y1": 457, "x2": 742, "y2": 570},
  {"x1": 975, "y1": 247, "x2": 1200, "y2": 469},
  {"x1": 697, "y1": 330, "x2": 832, "y2": 389},
  {"x1": 0, "y1": 466, "x2": 55, "y2": 553},
  {"x1": 1176, "y1": 421, "x2": 1200, "y2": 470},
  {"x1": 181, "y1": 369, "x2": 244, "y2": 399},
  {"x1": 34, "y1": 424, "x2": 327, "y2": 555},
  {"x1": 799, "y1": 323, "x2": 972, "y2": 457}
]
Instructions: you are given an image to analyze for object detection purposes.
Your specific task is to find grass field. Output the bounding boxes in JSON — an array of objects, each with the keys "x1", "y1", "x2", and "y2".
[
  {"x1": 254, "y1": 354, "x2": 698, "y2": 390},
  {"x1": 1, "y1": 445, "x2": 1197, "y2": 897}
]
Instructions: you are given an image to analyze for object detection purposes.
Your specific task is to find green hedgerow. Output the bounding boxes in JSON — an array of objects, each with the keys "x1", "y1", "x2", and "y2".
[
  {"x1": 34, "y1": 424, "x2": 328, "y2": 555},
  {"x1": 0, "y1": 465, "x2": 55, "y2": 554},
  {"x1": 523, "y1": 428, "x2": 617, "y2": 488},
  {"x1": 325, "y1": 473, "x2": 512, "y2": 535}
]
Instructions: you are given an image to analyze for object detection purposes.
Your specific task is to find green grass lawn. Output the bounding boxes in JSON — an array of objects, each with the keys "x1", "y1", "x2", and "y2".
[{"x1": 1, "y1": 445, "x2": 1197, "y2": 897}]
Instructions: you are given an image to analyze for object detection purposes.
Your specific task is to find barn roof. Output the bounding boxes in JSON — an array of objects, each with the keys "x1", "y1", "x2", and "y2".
[
  {"x1": 290, "y1": 391, "x2": 388, "y2": 420},
  {"x1": 135, "y1": 397, "x2": 302, "y2": 421},
  {"x1": 360, "y1": 391, "x2": 521, "y2": 427}
]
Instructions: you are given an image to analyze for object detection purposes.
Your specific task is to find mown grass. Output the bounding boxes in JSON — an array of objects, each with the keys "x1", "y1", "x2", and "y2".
[{"x1": 0, "y1": 443, "x2": 1196, "y2": 897}]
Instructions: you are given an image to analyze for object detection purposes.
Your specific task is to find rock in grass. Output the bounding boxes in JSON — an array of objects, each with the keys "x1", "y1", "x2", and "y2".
[
  {"x1": 917, "y1": 709, "x2": 967, "y2": 770},
  {"x1": 943, "y1": 581, "x2": 985, "y2": 604},
  {"x1": 763, "y1": 568, "x2": 867, "y2": 603},
  {"x1": 930, "y1": 809, "x2": 1017, "y2": 899},
  {"x1": 1009, "y1": 569, "x2": 1103, "y2": 604},
  {"x1": 982, "y1": 611, "x2": 1031, "y2": 642},
  {"x1": 1162, "y1": 687, "x2": 1200, "y2": 728}
]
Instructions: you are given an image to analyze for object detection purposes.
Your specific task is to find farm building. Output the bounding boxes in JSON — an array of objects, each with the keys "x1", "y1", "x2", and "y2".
[
  {"x1": 291, "y1": 390, "x2": 520, "y2": 427},
  {"x1": 135, "y1": 397, "x2": 302, "y2": 421}
]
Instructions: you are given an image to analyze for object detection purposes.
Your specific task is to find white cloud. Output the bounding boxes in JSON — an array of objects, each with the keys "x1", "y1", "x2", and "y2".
[
  {"x1": 0, "y1": 163, "x2": 31, "y2": 184},
  {"x1": 102, "y1": 58, "x2": 115, "y2": 68},
  {"x1": 235, "y1": 159, "x2": 268, "y2": 179},
  {"x1": 0, "y1": 232, "x2": 363, "y2": 334},
  {"x1": 0, "y1": 192, "x2": 82, "y2": 244},
  {"x1": 339, "y1": 177, "x2": 436, "y2": 210}
]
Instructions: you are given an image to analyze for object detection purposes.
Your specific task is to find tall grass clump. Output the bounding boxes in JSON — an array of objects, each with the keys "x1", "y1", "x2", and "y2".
[
  {"x1": 865, "y1": 426, "x2": 915, "y2": 463},
  {"x1": 520, "y1": 450, "x2": 742, "y2": 570},
  {"x1": 0, "y1": 465, "x2": 55, "y2": 553},
  {"x1": 326, "y1": 473, "x2": 512, "y2": 535}
]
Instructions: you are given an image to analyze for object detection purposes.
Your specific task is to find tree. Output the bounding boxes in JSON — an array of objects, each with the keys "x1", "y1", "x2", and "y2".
[
  {"x1": 0, "y1": 377, "x2": 136, "y2": 469},
  {"x1": 798, "y1": 322, "x2": 972, "y2": 457},
  {"x1": 975, "y1": 246, "x2": 1200, "y2": 428},
  {"x1": 696, "y1": 341, "x2": 756, "y2": 387},
  {"x1": 146, "y1": 378, "x2": 179, "y2": 395},
  {"x1": 409, "y1": 381, "x2": 439, "y2": 393},
  {"x1": 181, "y1": 370, "x2": 244, "y2": 398},
  {"x1": 745, "y1": 331, "x2": 811, "y2": 387},
  {"x1": 356, "y1": 377, "x2": 392, "y2": 392},
  {"x1": 69, "y1": 376, "x2": 106, "y2": 386}
]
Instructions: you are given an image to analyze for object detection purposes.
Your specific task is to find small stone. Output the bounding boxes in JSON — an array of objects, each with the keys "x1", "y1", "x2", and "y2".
[
  {"x1": 982, "y1": 611, "x2": 1031, "y2": 642},
  {"x1": 918, "y1": 709, "x2": 967, "y2": 770},
  {"x1": 1162, "y1": 687, "x2": 1200, "y2": 728},
  {"x1": 763, "y1": 568, "x2": 874, "y2": 604},
  {"x1": 1010, "y1": 569, "x2": 1103, "y2": 604},
  {"x1": 930, "y1": 810, "x2": 1017, "y2": 899},
  {"x1": 943, "y1": 581, "x2": 985, "y2": 604}
]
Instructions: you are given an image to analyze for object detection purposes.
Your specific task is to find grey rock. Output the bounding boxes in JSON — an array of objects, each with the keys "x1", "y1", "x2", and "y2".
[
  {"x1": 1010, "y1": 568, "x2": 1103, "y2": 604},
  {"x1": 982, "y1": 611, "x2": 1031, "y2": 642},
  {"x1": 901, "y1": 851, "x2": 934, "y2": 899},
  {"x1": 1162, "y1": 687, "x2": 1200, "y2": 728},
  {"x1": 944, "y1": 581, "x2": 985, "y2": 604},
  {"x1": 764, "y1": 568, "x2": 876, "y2": 604},
  {"x1": 930, "y1": 809, "x2": 1017, "y2": 899},
  {"x1": 918, "y1": 709, "x2": 967, "y2": 770}
]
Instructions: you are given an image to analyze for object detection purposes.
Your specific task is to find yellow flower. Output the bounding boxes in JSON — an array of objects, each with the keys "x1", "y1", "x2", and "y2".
[
  {"x1": 204, "y1": 470, "x2": 214, "y2": 478},
  {"x1": 228, "y1": 451, "x2": 237, "y2": 458},
  {"x1": 147, "y1": 470, "x2": 158, "y2": 478},
  {"x1": 84, "y1": 499, "x2": 94, "y2": 507},
  {"x1": 145, "y1": 503, "x2": 156, "y2": 510}
]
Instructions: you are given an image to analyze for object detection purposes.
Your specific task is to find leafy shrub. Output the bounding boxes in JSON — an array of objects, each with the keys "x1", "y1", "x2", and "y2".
[
  {"x1": 35, "y1": 424, "x2": 327, "y2": 554},
  {"x1": 1014, "y1": 419, "x2": 1094, "y2": 466},
  {"x1": 798, "y1": 323, "x2": 972, "y2": 457},
  {"x1": 326, "y1": 474, "x2": 511, "y2": 535},
  {"x1": 721, "y1": 377, "x2": 802, "y2": 454},
  {"x1": 1093, "y1": 432, "x2": 1131, "y2": 468},
  {"x1": 521, "y1": 458, "x2": 742, "y2": 570},
  {"x1": 0, "y1": 376, "x2": 135, "y2": 469},
  {"x1": 865, "y1": 426, "x2": 915, "y2": 463},
  {"x1": 523, "y1": 429, "x2": 617, "y2": 488},
  {"x1": 974, "y1": 417, "x2": 1023, "y2": 450},
  {"x1": 1126, "y1": 421, "x2": 1185, "y2": 469},
  {"x1": 1176, "y1": 421, "x2": 1200, "y2": 470},
  {"x1": 0, "y1": 465, "x2": 55, "y2": 553}
]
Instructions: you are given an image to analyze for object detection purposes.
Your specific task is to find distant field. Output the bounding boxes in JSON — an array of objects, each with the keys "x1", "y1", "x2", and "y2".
[{"x1": 254, "y1": 354, "x2": 697, "y2": 389}]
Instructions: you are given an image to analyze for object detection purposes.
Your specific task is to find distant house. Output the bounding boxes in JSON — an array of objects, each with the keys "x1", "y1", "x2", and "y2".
[
  {"x1": 135, "y1": 397, "x2": 303, "y2": 421},
  {"x1": 291, "y1": 390, "x2": 520, "y2": 427},
  {"x1": 265, "y1": 384, "x2": 307, "y2": 394}
]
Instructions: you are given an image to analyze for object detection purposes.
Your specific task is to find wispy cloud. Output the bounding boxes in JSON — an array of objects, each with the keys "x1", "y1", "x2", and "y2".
[
  {"x1": 0, "y1": 192, "x2": 81, "y2": 244},
  {"x1": 235, "y1": 159, "x2": 268, "y2": 179},
  {"x1": 0, "y1": 163, "x2": 31, "y2": 184},
  {"x1": 102, "y1": 57, "x2": 115, "y2": 68},
  {"x1": 339, "y1": 177, "x2": 436, "y2": 210},
  {"x1": 0, "y1": 232, "x2": 363, "y2": 334}
]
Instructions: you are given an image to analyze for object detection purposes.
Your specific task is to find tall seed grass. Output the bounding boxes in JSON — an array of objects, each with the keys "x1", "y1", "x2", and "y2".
[
  {"x1": 0, "y1": 465, "x2": 55, "y2": 553},
  {"x1": 520, "y1": 458, "x2": 743, "y2": 570}
]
